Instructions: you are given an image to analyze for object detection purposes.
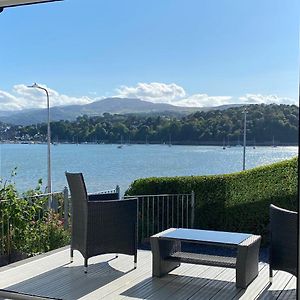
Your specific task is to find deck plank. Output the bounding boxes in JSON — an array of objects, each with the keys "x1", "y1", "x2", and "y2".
[
  {"x1": 277, "y1": 276, "x2": 297, "y2": 300},
  {"x1": 256, "y1": 271, "x2": 295, "y2": 300},
  {"x1": 81, "y1": 251, "x2": 152, "y2": 300},
  {"x1": 144, "y1": 264, "x2": 211, "y2": 300},
  {"x1": 115, "y1": 265, "x2": 192, "y2": 300},
  {"x1": 0, "y1": 248, "x2": 296, "y2": 300},
  {"x1": 233, "y1": 264, "x2": 276, "y2": 300},
  {"x1": 210, "y1": 262, "x2": 266, "y2": 300},
  {"x1": 188, "y1": 267, "x2": 236, "y2": 300},
  {"x1": 161, "y1": 266, "x2": 226, "y2": 300},
  {"x1": 119, "y1": 263, "x2": 206, "y2": 300}
]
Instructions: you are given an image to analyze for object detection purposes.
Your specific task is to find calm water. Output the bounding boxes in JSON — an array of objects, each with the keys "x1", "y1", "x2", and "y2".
[{"x1": 0, "y1": 144, "x2": 298, "y2": 194}]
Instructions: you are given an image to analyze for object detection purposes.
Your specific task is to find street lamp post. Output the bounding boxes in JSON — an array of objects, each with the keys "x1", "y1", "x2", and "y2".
[
  {"x1": 243, "y1": 108, "x2": 247, "y2": 171},
  {"x1": 27, "y1": 83, "x2": 52, "y2": 207}
]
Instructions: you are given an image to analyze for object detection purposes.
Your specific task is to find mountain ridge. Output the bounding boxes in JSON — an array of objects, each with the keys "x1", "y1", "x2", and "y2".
[{"x1": 0, "y1": 97, "x2": 243, "y2": 125}]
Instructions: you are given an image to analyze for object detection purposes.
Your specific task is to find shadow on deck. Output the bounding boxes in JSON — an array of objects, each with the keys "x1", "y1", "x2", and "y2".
[{"x1": 0, "y1": 248, "x2": 296, "y2": 300}]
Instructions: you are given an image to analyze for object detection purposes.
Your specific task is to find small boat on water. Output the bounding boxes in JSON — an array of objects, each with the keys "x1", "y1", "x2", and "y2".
[{"x1": 118, "y1": 136, "x2": 123, "y2": 149}]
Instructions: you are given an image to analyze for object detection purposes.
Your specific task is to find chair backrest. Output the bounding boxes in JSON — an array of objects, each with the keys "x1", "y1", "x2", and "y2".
[
  {"x1": 65, "y1": 172, "x2": 88, "y2": 240},
  {"x1": 270, "y1": 204, "x2": 297, "y2": 277},
  {"x1": 88, "y1": 192, "x2": 120, "y2": 201}
]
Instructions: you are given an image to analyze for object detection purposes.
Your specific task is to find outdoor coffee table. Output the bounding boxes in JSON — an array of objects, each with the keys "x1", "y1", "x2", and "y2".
[{"x1": 150, "y1": 228, "x2": 261, "y2": 288}]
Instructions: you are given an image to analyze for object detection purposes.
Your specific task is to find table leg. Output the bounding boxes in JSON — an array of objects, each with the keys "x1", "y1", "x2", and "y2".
[
  {"x1": 236, "y1": 235, "x2": 261, "y2": 288},
  {"x1": 150, "y1": 235, "x2": 181, "y2": 277}
]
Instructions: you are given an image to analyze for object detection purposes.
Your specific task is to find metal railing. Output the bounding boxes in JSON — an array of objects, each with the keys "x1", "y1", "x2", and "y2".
[
  {"x1": 1, "y1": 186, "x2": 194, "y2": 264},
  {"x1": 0, "y1": 184, "x2": 120, "y2": 259},
  {"x1": 125, "y1": 192, "x2": 195, "y2": 243},
  {"x1": 0, "y1": 199, "x2": 10, "y2": 258},
  {"x1": 92, "y1": 185, "x2": 120, "y2": 197}
]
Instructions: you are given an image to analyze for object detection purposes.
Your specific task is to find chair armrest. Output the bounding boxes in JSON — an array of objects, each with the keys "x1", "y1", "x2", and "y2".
[{"x1": 88, "y1": 192, "x2": 119, "y2": 201}]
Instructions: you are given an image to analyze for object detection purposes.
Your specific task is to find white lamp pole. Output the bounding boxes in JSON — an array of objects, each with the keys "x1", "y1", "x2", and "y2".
[
  {"x1": 243, "y1": 108, "x2": 247, "y2": 171},
  {"x1": 27, "y1": 83, "x2": 52, "y2": 207}
]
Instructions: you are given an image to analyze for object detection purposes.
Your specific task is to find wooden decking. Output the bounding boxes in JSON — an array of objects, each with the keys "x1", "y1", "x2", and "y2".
[{"x1": 0, "y1": 247, "x2": 296, "y2": 300}]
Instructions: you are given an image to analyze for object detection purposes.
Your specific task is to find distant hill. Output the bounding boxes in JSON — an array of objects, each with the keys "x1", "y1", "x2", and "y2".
[
  {"x1": 0, "y1": 97, "x2": 242, "y2": 125},
  {"x1": 7, "y1": 103, "x2": 298, "y2": 145}
]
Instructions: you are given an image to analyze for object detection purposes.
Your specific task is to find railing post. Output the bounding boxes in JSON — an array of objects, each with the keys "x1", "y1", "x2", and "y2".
[
  {"x1": 136, "y1": 197, "x2": 139, "y2": 246},
  {"x1": 63, "y1": 186, "x2": 69, "y2": 230},
  {"x1": 116, "y1": 185, "x2": 120, "y2": 199},
  {"x1": 52, "y1": 193, "x2": 58, "y2": 213},
  {"x1": 191, "y1": 191, "x2": 195, "y2": 229}
]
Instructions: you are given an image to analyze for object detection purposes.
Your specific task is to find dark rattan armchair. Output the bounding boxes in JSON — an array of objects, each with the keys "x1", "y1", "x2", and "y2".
[
  {"x1": 65, "y1": 172, "x2": 138, "y2": 273},
  {"x1": 269, "y1": 204, "x2": 297, "y2": 283}
]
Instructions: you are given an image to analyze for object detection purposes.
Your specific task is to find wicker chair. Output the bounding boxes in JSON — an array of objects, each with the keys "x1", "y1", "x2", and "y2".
[
  {"x1": 269, "y1": 204, "x2": 297, "y2": 283},
  {"x1": 65, "y1": 172, "x2": 137, "y2": 273}
]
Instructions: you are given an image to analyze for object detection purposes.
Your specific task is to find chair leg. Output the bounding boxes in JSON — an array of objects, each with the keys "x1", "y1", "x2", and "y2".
[
  {"x1": 70, "y1": 248, "x2": 74, "y2": 263},
  {"x1": 134, "y1": 253, "x2": 137, "y2": 269},
  {"x1": 84, "y1": 258, "x2": 88, "y2": 274},
  {"x1": 269, "y1": 267, "x2": 273, "y2": 284}
]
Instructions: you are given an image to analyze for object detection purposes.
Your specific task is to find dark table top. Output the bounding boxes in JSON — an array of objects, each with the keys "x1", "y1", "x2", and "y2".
[{"x1": 159, "y1": 228, "x2": 252, "y2": 246}]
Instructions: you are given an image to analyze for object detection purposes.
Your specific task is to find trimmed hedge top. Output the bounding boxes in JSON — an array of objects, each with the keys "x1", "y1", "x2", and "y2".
[{"x1": 126, "y1": 157, "x2": 298, "y2": 242}]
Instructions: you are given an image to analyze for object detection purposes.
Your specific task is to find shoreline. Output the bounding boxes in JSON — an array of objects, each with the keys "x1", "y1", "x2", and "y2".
[{"x1": 0, "y1": 141, "x2": 298, "y2": 147}]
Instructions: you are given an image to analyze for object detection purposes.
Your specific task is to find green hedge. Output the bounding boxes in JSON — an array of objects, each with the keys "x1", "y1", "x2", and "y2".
[{"x1": 126, "y1": 157, "x2": 298, "y2": 243}]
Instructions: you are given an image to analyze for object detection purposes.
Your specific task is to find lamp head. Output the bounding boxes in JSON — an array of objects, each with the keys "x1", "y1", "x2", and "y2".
[{"x1": 27, "y1": 83, "x2": 39, "y2": 88}]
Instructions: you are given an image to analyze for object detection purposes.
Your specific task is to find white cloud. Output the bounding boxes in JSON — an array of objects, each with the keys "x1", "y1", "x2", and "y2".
[
  {"x1": 173, "y1": 94, "x2": 233, "y2": 107},
  {"x1": 116, "y1": 82, "x2": 186, "y2": 104},
  {"x1": 239, "y1": 94, "x2": 297, "y2": 105},
  {"x1": 0, "y1": 84, "x2": 93, "y2": 111},
  {"x1": 115, "y1": 83, "x2": 233, "y2": 107},
  {"x1": 0, "y1": 82, "x2": 297, "y2": 111},
  {"x1": 0, "y1": 90, "x2": 22, "y2": 110},
  {"x1": 116, "y1": 82, "x2": 297, "y2": 107}
]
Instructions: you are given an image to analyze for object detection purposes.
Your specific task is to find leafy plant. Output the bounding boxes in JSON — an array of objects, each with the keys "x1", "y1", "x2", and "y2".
[{"x1": 0, "y1": 170, "x2": 70, "y2": 261}]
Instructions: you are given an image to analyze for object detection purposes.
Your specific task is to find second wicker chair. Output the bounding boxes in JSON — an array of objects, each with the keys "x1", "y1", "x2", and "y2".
[{"x1": 269, "y1": 204, "x2": 297, "y2": 283}]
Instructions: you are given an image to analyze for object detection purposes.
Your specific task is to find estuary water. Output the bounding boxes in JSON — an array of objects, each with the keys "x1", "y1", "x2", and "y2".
[{"x1": 0, "y1": 144, "x2": 297, "y2": 194}]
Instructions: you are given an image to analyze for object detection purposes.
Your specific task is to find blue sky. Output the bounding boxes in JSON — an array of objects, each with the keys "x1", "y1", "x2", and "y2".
[{"x1": 0, "y1": 0, "x2": 299, "y2": 110}]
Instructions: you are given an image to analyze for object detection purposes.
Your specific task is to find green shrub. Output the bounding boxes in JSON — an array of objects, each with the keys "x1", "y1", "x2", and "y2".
[
  {"x1": 0, "y1": 170, "x2": 70, "y2": 260},
  {"x1": 126, "y1": 157, "x2": 298, "y2": 243}
]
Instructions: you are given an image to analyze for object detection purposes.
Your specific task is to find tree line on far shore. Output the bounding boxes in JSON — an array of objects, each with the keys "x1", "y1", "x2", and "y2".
[{"x1": 2, "y1": 103, "x2": 298, "y2": 145}]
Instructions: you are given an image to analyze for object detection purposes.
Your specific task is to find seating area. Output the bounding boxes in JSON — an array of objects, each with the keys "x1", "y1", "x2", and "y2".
[
  {"x1": 56, "y1": 174, "x2": 296, "y2": 298},
  {"x1": 0, "y1": 173, "x2": 297, "y2": 299}
]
